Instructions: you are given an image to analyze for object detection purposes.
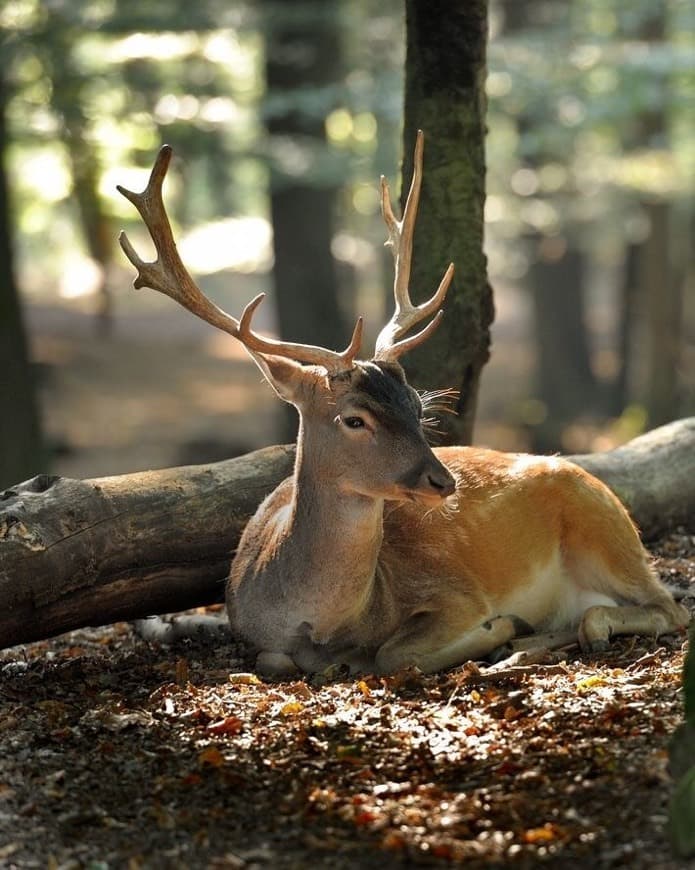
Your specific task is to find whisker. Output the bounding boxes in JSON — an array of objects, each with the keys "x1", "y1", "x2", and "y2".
[
  {"x1": 419, "y1": 388, "x2": 460, "y2": 416},
  {"x1": 419, "y1": 388, "x2": 459, "y2": 445}
]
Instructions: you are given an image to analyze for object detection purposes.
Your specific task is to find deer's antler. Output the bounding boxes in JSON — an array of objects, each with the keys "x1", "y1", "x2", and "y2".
[
  {"x1": 236, "y1": 293, "x2": 363, "y2": 371},
  {"x1": 375, "y1": 131, "x2": 454, "y2": 362},
  {"x1": 117, "y1": 145, "x2": 362, "y2": 373}
]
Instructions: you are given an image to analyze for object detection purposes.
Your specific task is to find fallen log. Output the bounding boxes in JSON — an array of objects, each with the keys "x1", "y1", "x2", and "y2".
[
  {"x1": 0, "y1": 419, "x2": 693, "y2": 650},
  {"x1": 567, "y1": 417, "x2": 695, "y2": 539},
  {"x1": 0, "y1": 445, "x2": 294, "y2": 649}
]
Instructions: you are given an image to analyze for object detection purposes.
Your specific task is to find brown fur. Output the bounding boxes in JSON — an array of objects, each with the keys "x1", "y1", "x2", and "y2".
[{"x1": 227, "y1": 388, "x2": 689, "y2": 675}]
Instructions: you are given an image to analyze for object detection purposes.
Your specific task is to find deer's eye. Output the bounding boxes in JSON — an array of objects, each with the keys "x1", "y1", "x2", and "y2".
[{"x1": 342, "y1": 415, "x2": 366, "y2": 430}]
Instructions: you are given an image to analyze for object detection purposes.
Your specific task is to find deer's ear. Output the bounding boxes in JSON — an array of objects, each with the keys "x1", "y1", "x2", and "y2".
[{"x1": 251, "y1": 352, "x2": 319, "y2": 404}]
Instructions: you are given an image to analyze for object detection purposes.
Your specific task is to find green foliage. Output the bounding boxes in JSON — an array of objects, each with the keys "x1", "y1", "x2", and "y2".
[
  {"x1": 2, "y1": 0, "x2": 405, "y2": 297},
  {"x1": 486, "y1": 0, "x2": 695, "y2": 277}
]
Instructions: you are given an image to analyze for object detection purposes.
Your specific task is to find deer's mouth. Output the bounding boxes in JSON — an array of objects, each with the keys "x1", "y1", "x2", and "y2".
[{"x1": 403, "y1": 487, "x2": 454, "y2": 506}]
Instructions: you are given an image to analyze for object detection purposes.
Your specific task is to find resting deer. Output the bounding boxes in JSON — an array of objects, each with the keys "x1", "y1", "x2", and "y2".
[{"x1": 118, "y1": 133, "x2": 689, "y2": 676}]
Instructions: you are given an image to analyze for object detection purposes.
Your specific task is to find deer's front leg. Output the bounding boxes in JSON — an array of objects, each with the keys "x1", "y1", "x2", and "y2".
[{"x1": 375, "y1": 607, "x2": 532, "y2": 674}]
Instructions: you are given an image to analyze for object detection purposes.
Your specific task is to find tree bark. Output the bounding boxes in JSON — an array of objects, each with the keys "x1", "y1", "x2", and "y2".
[
  {"x1": 0, "y1": 446, "x2": 294, "y2": 649},
  {"x1": 43, "y1": 6, "x2": 115, "y2": 331},
  {"x1": 0, "y1": 65, "x2": 45, "y2": 490},
  {"x1": 528, "y1": 238, "x2": 601, "y2": 451},
  {"x1": 641, "y1": 201, "x2": 682, "y2": 427},
  {"x1": 1, "y1": 421, "x2": 693, "y2": 651},
  {"x1": 401, "y1": 0, "x2": 493, "y2": 445},
  {"x1": 262, "y1": 0, "x2": 348, "y2": 440}
]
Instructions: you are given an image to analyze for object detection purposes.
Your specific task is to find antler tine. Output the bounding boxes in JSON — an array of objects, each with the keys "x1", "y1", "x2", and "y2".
[
  {"x1": 117, "y1": 145, "x2": 241, "y2": 337},
  {"x1": 237, "y1": 294, "x2": 365, "y2": 373},
  {"x1": 118, "y1": 146, "x2": 363, "y2": 373},
  {"x1": 375, "y1": 130, "x2": 455, "y2": 361}
]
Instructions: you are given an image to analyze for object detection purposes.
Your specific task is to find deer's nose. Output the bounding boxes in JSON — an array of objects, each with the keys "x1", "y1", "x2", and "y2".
[
  {"x1": 400, "y1": 457, "x2": 456, "y2": 500},
  {"x1": 426, "y1": 470, "x2": 456, "y2": 497}
]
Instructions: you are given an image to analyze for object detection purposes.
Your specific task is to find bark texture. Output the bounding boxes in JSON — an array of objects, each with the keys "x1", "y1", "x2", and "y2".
[
  {"x1": 0, "y1": 446, "x2": 294, "y2": 649},
  {"x1": 1, "y1": 421, "x2": 693, "y2": 651},
  {"x1": 401, "y1": 0, "x2": 493, "y2": 444},
  {"x1": 263, "y1": 0, "x2": 347, "y2": 439}
]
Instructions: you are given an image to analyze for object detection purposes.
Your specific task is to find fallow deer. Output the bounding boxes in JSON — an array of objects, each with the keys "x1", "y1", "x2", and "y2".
[{"x1": 118, "y1": 133, "x2": 689, "y2": 676}]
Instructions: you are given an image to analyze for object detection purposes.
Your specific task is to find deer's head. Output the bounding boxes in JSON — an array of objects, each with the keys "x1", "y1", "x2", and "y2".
[{"x1": 117, "y1": 132, "x2": 456, "y2": 504}]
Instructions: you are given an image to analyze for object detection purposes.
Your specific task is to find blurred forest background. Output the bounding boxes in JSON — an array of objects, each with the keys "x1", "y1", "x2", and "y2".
[{"x1": 1, "y1": 0, "x2": 693, "y2": 488}]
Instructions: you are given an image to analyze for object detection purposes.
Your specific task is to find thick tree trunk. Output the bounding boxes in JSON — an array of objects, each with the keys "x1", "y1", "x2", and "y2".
[
  {"x1": 641, "y1": 201, "x2": 682, "y2": 427},
  {"x1": 401, "y1": 0, "x2": 493, "y2": 445},
  {"x1": 44, "y1": 7, "x2": 114, "y2": 331},
  {"x1": 528, "y1": 238, "x2": 601, "y2": 451},
  {"x1": 263, "y1": 0, "x2": 347, "y2": 440},
  {"x1": 0, "y1": 68, "x2": 44, "y2": 490},
  {"x1": 1, "y1": 421, "x2": 693, "y2": 651}
]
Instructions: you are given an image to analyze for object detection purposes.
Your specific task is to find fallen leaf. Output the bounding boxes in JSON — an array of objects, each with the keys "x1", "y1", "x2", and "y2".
[
  {"x1": 335, "y1": 744, "x2": 362, "y2": 761},
  {"x1": 198, "y1": 746, "x2": 225, "y2": 768},
  {"x1": 181, "y1": 773, "x2": 203, "y2": 787},
  {"x1": 523, "y1": 823, "x2": 559, "y2": 844},
  {"x1": 81, "y1": 708, "x2": 154, "y2": 732},
  {"x1": 356, "y1": 680, "x2": 372, "y2": 698},
  {"x1": 279, "y1": 701, "x2": 304, "y2": 717},
  {"x1": 228, "y1": 673, "x2": 261, "y2": 685},
  {"x1": 577, "y1": 675, "x2": 608, "y2": 692},
  {"x1": 207, "y1": 716, "x2": 243, "y2": 736},
  {"x1": 381, "y1": 831, "x2": 406, "y2": 851},
  {"x1": 354, "y1": 809, "x2": 378, "y2": 826}
]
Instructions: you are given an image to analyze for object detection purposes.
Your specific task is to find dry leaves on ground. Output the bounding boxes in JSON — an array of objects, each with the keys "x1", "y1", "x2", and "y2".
[{"x1": 0, "y1": 532, "x2": 693, "y2": 869}]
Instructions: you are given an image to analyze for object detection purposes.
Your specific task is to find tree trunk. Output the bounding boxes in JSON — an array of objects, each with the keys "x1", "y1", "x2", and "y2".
[
  {"x1": 611, "y1": 240, "x2": 640, "y2": 414},
  {"x1": 263, "y1": 0, "x2": 348, "y2": 440},
  {"x1": 528, "y1": 238, "x2": 600, "y2": 451},
  {"x1": 2, "y1": 421, "x2": 694, "y2": 651},
  {"x1": 619, "y1": 8, "x2": 684, "y2": 428},
  {"x1": 401, "y1": 0, "x2": 492, "y2": 445},
  {"x1": 500, "y1": 0, "x2": 601, "y2": 451},
  {"x1": 0, "y1": 68, "x2": 44, "y2": 490},
  {"x1": 641, "y1": 201, "x2": 682, "y2": 427},
  {"x1": 44, "y1": 9, "x2": 114, "y2": 332}
]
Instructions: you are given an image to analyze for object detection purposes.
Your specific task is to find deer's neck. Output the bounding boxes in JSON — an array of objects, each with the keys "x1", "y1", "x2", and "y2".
[{"x1": 281, "y1": 426, "x2": 384, "y2": 638}]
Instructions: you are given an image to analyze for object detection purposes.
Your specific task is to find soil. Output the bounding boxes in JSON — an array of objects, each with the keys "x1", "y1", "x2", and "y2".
[{"x1": 0, "y1": 533, "x2": 693, "y2": 870}]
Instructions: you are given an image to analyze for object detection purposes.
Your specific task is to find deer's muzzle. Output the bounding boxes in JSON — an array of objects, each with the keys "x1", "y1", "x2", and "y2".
[{"x1": 399, "y1": 455, "x2": 456, "y2": 501}]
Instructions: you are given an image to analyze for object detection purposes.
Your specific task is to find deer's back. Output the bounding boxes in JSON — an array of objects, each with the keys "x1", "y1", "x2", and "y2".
[{"x1": 378, "y1": 445, "x2": 643, "y2": 615}]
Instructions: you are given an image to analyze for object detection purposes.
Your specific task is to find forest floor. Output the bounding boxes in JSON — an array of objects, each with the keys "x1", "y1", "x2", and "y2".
[
  {"x1": 0, "y1": 532, "x2": 693, "y2": 870},
  {"x1": 7, "y1": 289, "x2": 692, "y2": 867}
]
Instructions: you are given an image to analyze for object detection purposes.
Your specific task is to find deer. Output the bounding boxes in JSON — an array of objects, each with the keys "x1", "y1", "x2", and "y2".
[{"x1": 117, "y1": 132, "x2": 689, "y2": 676}]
